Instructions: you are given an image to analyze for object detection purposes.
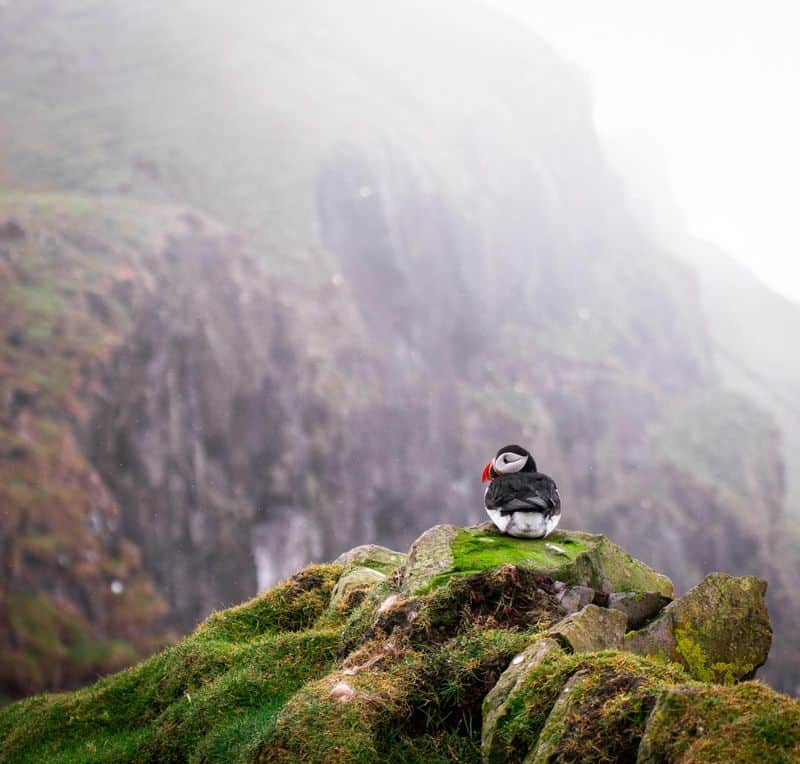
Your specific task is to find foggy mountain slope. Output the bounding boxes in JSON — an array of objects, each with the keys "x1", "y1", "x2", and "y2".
[
  {"x1": 684, "y1": 239, "x2": 800, "y2": 517},
  {"x1": 0, "y1": 192, "x2": 184, "y2": 696},
  {"x1": 607, "y1": 138, "x2": 800, "y2": 521},
  {"x1": 1, "y1": 0, "x2": 798, "y2": 694}
]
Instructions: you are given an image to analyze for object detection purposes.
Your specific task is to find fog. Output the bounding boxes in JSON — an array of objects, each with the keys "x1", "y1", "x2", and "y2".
[
  {"x1": 1, "y1": 0, "x2": 799, "y2": 705},
  {"x1": 492, "y1": 0, "x2": 800, "y2": 303}
]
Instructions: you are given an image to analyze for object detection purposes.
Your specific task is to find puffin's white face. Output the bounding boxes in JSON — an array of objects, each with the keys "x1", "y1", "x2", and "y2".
[{"x1": 493, "y1": 451, "x2": 528, "y2": 475}]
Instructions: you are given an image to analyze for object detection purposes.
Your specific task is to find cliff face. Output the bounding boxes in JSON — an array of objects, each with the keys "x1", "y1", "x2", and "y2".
[
  {"x1": 0, "y1": 194, "x2": 183, "y2": 695},
  {"x1": 0, "y1": 526, "x2": 795, "y2": 763},
  {"x1": 0, "y1": 0, "x2": 798, "y2": 697}
]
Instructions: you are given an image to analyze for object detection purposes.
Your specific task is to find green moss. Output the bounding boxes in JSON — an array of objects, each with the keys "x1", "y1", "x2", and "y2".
[
  {"x1": 254, "y1": 629, "x2": 529, "y2": 763},
  {"x1": 639, "y1": 682, "x2": 800, "y2": 763},
  {"x1": 0, "y1": 625, "x2": 340, "y2": 763},
  {"x1": 419, "y1": 528, "x2": 673, "y2": 598},
  {"x1": 336, "y1": 579, "x2": 398, "y2": 651},
  {"x1": 137, "y1": 629, "x2": 340, "y2": 763},
  {"x1": 421, "y1": 529, "x2": 591, "y2": 592},
  {"x1": 485, "y1": 651, "x2": 687, "y2": 764},
  {"x1": 197, "y1": 564, "x2": 342, "y2": 642},
  {"x1": 453, "y1": 529, "x2": 591, "y2": 572}
]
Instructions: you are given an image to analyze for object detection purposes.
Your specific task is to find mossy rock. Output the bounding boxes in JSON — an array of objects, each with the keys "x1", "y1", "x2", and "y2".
[
  {"x1": 481, "y1": 650, "x2": 688, "y2": 764},
  {"x1": 401, "y1": 525, "x2": 674, "y2": 597},
  {"x1": 327, "y1": 566, "x2": 387, "y2": 614},
  {"x1": 333, "y1": 544, "x2": 406, "y2": 575},
  {"x1": 324, "y1": 545, "x2": 406, "y2": 625},
  {"x1": 608, "y1": 591, "x2": 672, "y2": 630},
  {"x1": 523, "y1": 664, "x2": 664, "y2": 764},
  {"x1": 624, "y1": 572, "x2": 772, "y2": 683},
  {"x1": 252, "y1": 629, "x2": 530, "y2": 763},
  {"x1": 548, "y1": 603, "x2": 628, "y2": 653},
  {"x1": 638, "y1": 682, "x2": 800, "y2": 763},
  {"x1": 482, "y1": 638, "x2": 564, "y2": 762},
  {"x1": 345, "y1": 565, "x2": 564, "y2": 651}
]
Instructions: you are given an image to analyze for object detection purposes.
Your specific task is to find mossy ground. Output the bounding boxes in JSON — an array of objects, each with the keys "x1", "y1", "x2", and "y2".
[
  {"x1": 1, "y1": 535, "x2": 798, "y2": 763},
  {"x1": 0, "y1": 565, "x2": 341, "y2": 763},
  {"x1": 452, "y1": 530, "x2": 592, "y2": 573}
]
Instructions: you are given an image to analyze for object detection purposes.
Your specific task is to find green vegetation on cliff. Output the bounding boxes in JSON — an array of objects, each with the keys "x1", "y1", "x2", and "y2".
[
  {"x1": 0, "y1": 192, "x2": 203, "y2": 697},
  {"x1": 0, "y1": 526, "x2": 796, "y2": 763}
]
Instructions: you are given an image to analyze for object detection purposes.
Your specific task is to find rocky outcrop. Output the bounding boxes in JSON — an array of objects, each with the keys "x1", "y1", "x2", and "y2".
[
  {"x1": 2, "y1": 524, "x2": 794, "y2": 763},
  {"x1": 400, "y1": 524, "x2": 674, "y2": 597},
  {"x1": 624, "y1": 572, "x2": 772, "y2": 682}
]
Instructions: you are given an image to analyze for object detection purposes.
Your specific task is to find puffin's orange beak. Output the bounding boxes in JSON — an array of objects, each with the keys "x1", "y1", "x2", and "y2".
[{"x1": 481, "y1": 460, "x2": 493, "y2": 483}]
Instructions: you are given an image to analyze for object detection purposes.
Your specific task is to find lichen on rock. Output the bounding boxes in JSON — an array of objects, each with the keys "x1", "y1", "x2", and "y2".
[{"x1": 624, "y1": 572, "x2": 772, "y2": 683}]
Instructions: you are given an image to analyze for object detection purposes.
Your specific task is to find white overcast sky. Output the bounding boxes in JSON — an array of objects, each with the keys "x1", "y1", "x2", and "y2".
[{"x1": 489, "y1": 1, "x2": 800, "y2": 304}]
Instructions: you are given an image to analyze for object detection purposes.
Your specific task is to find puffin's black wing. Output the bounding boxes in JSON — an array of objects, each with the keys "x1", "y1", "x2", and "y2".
[{"x1": 485, "y1": 472, "x2": 561, "y2": 517}]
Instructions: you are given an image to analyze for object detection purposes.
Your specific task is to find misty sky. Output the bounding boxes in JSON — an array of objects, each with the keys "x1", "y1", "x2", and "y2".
[{"x1": 490, "y1": 0, "x2": 800, "y2": 304}]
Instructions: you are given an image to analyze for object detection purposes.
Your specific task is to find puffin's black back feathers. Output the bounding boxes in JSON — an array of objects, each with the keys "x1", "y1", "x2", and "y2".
[{"x1": 484, "y1": 472, "x2": 560, "y2": 517}]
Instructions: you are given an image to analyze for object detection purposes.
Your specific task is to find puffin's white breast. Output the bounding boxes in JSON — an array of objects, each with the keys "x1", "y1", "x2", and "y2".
[{"x1": 485, "y1": 507, "x2": 560, "y2": 539}]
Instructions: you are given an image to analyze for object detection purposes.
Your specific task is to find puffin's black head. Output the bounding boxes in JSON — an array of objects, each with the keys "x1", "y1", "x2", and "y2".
[{"x1": 481, "y1": 444, "x2": 538, "y2": 482}]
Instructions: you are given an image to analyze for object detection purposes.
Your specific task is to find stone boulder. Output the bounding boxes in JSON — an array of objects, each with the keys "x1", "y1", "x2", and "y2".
[
  {"x1": 328, "y1": 565, "x2": 386, "y2": 611},
  {"x1": 327, "y1": 543, "x2": 406, "y2": 614},
  {"x1": 624, "y1": 572, "x2": 771, "y2": 682},
  {"x1": 555, "y1": 584, "x2": 603, "y2": 615},
  {"x1": 608, "y1": 591, "x2": 672, "y2": 630},
  {"x1": 549, "y1": 604, "x2": 628, "y2": 653},
  {"x1": 481, "y1": 638, "x2": 564, "y2": 764},
  {"x1": 400, "y1": 524, "x2": 674, "y2": 597},
  {"x1": 332, "y1": 543, "x2": 406, "y2": 574}
]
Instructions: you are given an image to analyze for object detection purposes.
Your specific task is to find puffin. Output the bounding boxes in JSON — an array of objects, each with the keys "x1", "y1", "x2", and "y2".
[{"x1": 481, "y1": 444, "x2": 561, "y2": 538}]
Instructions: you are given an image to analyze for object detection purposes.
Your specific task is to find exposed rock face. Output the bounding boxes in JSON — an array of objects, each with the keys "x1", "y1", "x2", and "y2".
[
  {"x1": 2, "y1": 524, "x2": 795, "y2": 764},
  {"x1": 0, "y1": 196, "x2": 182, "y2": 697},
  {"x1": 83, "y1": 230, "x2": 285, "y2": 630},
  {"x1": 624, "y1": 572, "x2": 772, "y2": 682},
  {"x1": 549, "y1": 604, "x2": 628, "y2": 653},
  {"x1": 608, "y1": 590, "x2": 673, "y2": 630}
]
